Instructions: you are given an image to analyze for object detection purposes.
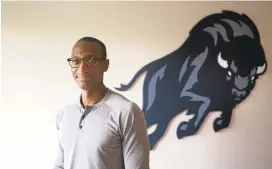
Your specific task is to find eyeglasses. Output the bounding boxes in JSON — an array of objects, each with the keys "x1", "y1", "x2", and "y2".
[{"x1": 67, "y1": 56, "x2": 106, "y2": 68}]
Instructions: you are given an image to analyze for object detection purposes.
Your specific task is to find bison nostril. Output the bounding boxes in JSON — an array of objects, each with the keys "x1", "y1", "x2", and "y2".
[
  {"x1": 234, "y1": 90, "x2": 240, "y2": 97},
  {"x1": 232, "y1": 89, "x2": 236, "y2": 95},
  {"x1": 232, "y1": 88, "x2": 246, "y2": 98}
]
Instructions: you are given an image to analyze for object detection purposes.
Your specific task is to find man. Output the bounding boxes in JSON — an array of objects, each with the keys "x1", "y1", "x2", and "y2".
[{"x1": 53, "y1": 37, "x2": 150, "y2": 169}]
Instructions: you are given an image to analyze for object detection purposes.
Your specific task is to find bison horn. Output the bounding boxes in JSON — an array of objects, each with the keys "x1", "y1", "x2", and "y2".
[
  {"x1": 217, "y1": 52, "x2": 228, "y2": 68},
  {"x1": 257, "y1": 62, "x2": 266, "y2": 75}
]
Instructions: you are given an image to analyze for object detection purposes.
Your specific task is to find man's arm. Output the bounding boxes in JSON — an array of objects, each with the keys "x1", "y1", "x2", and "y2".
[
  {"x1": 119, "y1": 102, "x2": 150, "y2": 169},
  {"x1": 53, "y1": 142, "x2": 64, "y2": 169},
  {"x1": 53, "y1": 110, "x2": 64, "y2": 169}
]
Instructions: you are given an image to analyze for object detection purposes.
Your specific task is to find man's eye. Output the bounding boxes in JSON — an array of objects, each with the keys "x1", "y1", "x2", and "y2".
[
  {"x1": 72, "y1": 59, "x2": 81, "y2": 64},
  {"x1": 91, "y1": 58, "x2": 97, "y2": 63},
  {"x1": 84, "y1": 57, "x2": 96, "y2": 63},
  {"x1": 84, "y1": 56, "x2": 97, "y2": 63},
  {"x1": 84, "y1": 57, "x2": 92, "y2": 62}
]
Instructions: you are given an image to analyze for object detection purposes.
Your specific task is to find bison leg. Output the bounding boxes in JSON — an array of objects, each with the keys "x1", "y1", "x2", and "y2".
[
  {"x1": 148, "y1": 122, "x2": 169, "y2": 150},
  {"x1": 213, "y1": 109, "x2": 233, "y2": 132},
  {"x1": 177, "y1": 92, "x2": 211, "y2": 139}
]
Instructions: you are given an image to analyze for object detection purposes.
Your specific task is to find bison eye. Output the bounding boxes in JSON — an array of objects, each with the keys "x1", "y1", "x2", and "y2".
[{"x1": 228, "y1": 71, "x2": 232, "y2": 76}]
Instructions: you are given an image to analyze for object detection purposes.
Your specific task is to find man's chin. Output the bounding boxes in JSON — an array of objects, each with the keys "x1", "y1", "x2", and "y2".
[{"x1": 77, "y1": 82, "x2": 91, "y2": 90}]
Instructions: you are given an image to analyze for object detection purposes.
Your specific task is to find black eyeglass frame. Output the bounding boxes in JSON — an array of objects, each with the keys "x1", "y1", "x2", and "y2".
[{"x1": 67, "y1": 55, "x2": 107, "y2": 68}]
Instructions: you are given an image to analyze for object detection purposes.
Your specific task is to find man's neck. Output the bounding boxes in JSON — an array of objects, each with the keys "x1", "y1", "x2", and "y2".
[{"x1": 81, "y1": 84, "x2": 108, "y2": 108}]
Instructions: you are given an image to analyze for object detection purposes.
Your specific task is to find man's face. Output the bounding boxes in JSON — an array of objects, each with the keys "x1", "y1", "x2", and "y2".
[{"x1": 70, "y1": 41, "x2": 109, "y2": 91}]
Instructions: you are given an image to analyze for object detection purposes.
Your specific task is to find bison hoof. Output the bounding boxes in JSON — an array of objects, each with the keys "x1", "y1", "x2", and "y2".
[
  {"x1": 148, "y1": 137, "x2": 156, "y2": 150},
  {"x1": 213, "y1": 117, "x2": 228, "y2": 132},
  {"x1": 177, "y1": 122, "x2": 195, "y2": 139}
]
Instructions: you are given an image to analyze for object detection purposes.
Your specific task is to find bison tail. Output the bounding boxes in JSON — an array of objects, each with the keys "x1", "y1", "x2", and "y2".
[
  {"x1": 114, "y1": 84, "x2": 132, "y2": 91},
  {"x1": 114, "y1": 64, "x2": 149, "y2": 91}
]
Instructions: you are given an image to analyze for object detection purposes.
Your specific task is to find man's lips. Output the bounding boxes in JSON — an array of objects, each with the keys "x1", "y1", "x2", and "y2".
[{"x1": 76, "y1": 75, "x2": 89, "y2": 80}]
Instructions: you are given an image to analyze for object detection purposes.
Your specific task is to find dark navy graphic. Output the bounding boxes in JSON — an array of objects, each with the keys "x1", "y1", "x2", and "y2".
[{"x1": 115, "y1": 10, "x2": 267, "y2": 150}]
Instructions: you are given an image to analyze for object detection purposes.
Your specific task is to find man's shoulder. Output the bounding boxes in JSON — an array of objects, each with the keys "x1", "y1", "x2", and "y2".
[
  {"x1": 107, "y1": 89, "x2": 147, "y2": 139},
  {"x1": 57, "y1": 97, "x2": 79, "y2": 112},
  {"x1": 55, "y1": 96, "x2": 79, "y2": 122},
  {"x1": 106, "y1": 88, "x2": 142, "y2": 114}
]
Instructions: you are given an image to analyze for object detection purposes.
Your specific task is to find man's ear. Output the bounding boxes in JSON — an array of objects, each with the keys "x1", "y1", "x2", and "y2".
[{"x1": 103, "y1": 59, "x2": 109, "y2": 72}]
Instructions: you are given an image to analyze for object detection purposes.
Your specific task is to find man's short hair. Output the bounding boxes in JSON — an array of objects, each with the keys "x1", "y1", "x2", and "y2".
[{"x1": 77, "y1": 36, "x2": 107, "y2": 58}]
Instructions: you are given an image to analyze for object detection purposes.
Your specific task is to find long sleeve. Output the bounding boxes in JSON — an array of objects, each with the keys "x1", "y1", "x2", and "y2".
[
  {"x1": 53, "y1": 142, "x2": 64, "y2": 169},
  {"x1": 119, "y1": 102, "x2": 150, "y2": 169},
  {"x1": 53, "y1": 110, "x2": 64, "y2": 169}
]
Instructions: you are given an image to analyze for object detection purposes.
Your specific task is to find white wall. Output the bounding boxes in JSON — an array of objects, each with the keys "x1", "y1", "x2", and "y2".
[{"x1": 1, "y1": 1, "x2": 272, "y2": 169}]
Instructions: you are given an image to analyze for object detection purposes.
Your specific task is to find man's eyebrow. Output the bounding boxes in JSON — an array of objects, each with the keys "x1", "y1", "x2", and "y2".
[
  {"x1": 71, "y1": 54, "x2": 96, "y2": 58},
  {"x1": 85, "y1": 54, "x2": 96, "y2": 57}
]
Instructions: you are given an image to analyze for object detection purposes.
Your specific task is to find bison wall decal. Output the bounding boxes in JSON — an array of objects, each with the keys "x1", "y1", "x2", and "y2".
[{"x1": 115, "y1": 10, "x2": 267, "y2": 150}]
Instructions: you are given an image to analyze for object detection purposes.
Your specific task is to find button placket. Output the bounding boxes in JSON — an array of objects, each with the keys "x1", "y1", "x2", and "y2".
[{"x1": 79, "y1": 106, "x2": 92, "y2": 129}]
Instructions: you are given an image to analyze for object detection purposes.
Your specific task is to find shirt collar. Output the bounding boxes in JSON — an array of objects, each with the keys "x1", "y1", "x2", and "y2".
[{"x1": 77, "y1": 88, "x2": 111, "y2": 110}]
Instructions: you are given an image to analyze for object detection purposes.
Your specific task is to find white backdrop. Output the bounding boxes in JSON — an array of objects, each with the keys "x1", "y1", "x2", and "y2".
[{"x1": 1, "y1": 2, "x2": 272, "y2": 169}]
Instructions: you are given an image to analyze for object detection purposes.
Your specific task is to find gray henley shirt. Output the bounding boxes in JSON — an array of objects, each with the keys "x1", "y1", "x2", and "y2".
[{"x1": 53, "y1": 88, "x2": 150, "y2": 169}]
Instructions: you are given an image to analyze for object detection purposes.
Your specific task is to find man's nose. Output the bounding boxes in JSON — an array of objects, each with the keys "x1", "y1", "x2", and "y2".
[{"x1": 78, "y1": 61, "x2": 88, "y2": 73}]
